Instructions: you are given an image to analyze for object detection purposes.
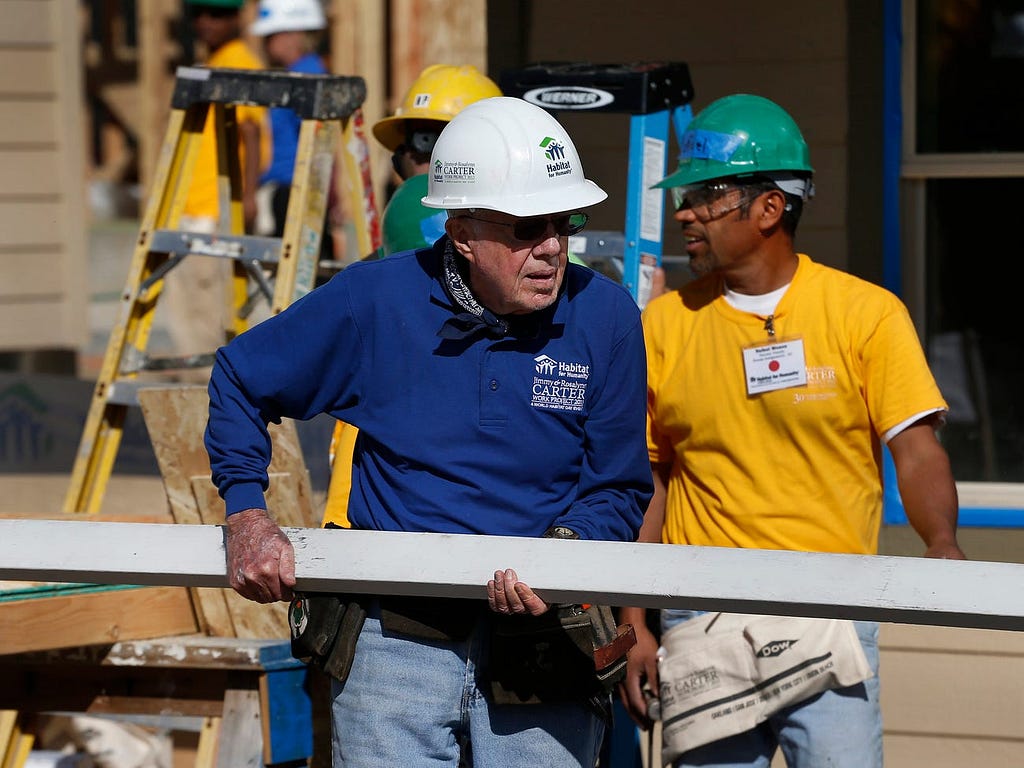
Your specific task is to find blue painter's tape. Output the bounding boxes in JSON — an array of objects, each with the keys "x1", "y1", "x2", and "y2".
[{"x1": 680, "y1": 129, "x2": 744, "y2": 163}]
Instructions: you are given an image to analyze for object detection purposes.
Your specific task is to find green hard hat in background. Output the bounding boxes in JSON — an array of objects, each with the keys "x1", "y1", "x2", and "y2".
[
  {"x1": 381, "y1": 173, "x2": 447, "y2": 256},
  {"x1": 656, "y1": 94, "x2": 813, "y2": 190}
]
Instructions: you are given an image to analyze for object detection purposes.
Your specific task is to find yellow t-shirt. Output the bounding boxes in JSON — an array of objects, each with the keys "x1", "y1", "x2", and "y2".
[
  {"x1": 643, "y1": 253, "x2": 947, "y2": 555},
  {"x1": 183, "y1": 39, "x2": 270, "y2": 219}
]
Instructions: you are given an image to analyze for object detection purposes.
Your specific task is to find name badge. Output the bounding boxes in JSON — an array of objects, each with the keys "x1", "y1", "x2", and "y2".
[{"x1": 742, "y1": 338, "x2": 807, "y2": 395}]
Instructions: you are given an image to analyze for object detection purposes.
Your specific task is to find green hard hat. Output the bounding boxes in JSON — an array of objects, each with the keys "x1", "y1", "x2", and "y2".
[
  {"x1": 656, "y1": 94, "x2": 813, "y2": 189},
  {"x1": 381, "y1": 173, "x2": 447, "y2": 256}
]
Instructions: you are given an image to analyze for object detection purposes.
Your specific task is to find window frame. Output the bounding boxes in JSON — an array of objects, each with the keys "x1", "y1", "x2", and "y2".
[{"x1": 883, "y1": 0, "x2": 1024, "y2": 525}]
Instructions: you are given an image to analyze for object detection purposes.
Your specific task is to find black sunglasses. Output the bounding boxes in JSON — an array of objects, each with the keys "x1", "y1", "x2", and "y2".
[{"x1": 460, "y1": 212, "x2": 589, "y2": 242}]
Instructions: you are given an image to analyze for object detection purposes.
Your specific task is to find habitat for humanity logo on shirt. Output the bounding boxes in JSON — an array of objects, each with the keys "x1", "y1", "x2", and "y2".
[{"x1": 531, "y1": 355, "x2": 589, "y2": 412}]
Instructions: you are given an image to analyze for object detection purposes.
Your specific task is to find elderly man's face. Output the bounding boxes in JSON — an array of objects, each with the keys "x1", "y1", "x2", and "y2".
[{"x1": 447, "y1": 211, "x2": 570, "y2": 315}]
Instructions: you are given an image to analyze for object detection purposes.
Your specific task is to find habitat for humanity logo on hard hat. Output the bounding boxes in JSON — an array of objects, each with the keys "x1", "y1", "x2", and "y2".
[
  {"x1": 433, "y1": 158, "x2": 476, "y2": 185},
  {"x1": 540, "y1": 137, "x2": 572, "y2": 178}
]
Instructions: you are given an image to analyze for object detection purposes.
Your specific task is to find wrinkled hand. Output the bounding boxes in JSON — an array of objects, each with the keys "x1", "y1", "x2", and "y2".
[
  {"x1": 619, "y1": 622, "x2": 660, "y2": 730},
  {"x1": 225, "y1": 508, "x2": 296, "y2": 603},
  {"x1": 486, "y1": 568, "x2": 549, "y2": 616}
]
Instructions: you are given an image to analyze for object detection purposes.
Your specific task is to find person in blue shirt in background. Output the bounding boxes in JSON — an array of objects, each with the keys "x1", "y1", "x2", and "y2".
[
  {"x1": 206, "y1": 96, "x2": 652, "y2": 768},
  {"x1": 250, "y1": 0, "x2": 335, "y2": 260}
]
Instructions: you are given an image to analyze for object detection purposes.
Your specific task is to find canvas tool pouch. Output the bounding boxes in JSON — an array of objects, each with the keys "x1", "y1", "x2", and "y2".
[
  {"x1": 657, "y1": 613, "x2": 873, "y2": 763},
  {"x1": 288, "y1": 592, "x2": 367, "y2": 685},
  {"x1": 488, "y1": 604, "x2": 636, "y2": 705}
]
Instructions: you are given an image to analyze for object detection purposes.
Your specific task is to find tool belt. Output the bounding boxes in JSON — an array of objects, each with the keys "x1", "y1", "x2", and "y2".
[
  {"x1": 288, "y1": 593, "x2": 367, "y2": 684},
  {"x1": 488, "y1": 604, "x2": 636, "y2": 706},
  {"x1": 379, "y1": 596, "x2": 483, "y2": 641}
]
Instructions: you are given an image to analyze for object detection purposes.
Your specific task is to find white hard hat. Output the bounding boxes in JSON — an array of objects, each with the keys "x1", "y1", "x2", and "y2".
[
  {"x1": 251, "y1": 0, "x2": 326, "y2": 36},
  {"x1": 421, "y1": 96, "x2": 607, "y2": 217}
]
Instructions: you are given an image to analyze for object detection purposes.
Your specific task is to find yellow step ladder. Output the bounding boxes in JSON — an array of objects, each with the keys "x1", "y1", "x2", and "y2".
[{"x1": 64, "y1": 66, "x2": 381, "y2": 514}]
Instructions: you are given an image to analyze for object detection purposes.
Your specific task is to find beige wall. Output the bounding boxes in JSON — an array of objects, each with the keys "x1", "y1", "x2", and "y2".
[{"x1": 0, "y1": 0, "x2": 87, "y2": 353}]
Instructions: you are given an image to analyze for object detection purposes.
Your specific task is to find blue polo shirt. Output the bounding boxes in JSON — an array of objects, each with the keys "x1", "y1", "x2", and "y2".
[{"x1": 206, "y1": 240, "x2": 652, "y2": 542}]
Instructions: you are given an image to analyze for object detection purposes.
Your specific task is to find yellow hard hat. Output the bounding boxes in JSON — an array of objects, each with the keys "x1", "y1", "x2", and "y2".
[{"x1": 372, "y1": 64, "x2": 503, "y2": 152}]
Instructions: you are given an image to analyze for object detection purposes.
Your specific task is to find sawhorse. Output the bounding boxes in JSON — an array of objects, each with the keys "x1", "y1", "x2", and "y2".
[
  {"x1": 0, "y1": 635, "x2": 317, "y2": 767},
  {"x1": 500, "y1": 62, "x2": 694, "y2": 308}
]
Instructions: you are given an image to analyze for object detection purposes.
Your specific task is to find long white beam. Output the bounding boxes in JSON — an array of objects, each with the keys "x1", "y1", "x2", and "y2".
[{"x1": 1, "y1": 519, "x2": 1022, "y2": 631}]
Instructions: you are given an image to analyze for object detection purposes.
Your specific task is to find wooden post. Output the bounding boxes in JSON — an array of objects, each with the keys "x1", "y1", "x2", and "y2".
[
  {"x1": 136, "y1": 0, "x2": 178, "y2": 201},
  {"x1": 329, "y1": 0, "x2": 388, "y2": 204}
]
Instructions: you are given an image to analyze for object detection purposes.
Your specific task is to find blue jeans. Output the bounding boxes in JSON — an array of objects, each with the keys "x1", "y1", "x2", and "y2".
[
  {"x1": 330, "y1": 602, "x2": 604, "y2": 767},
  {"x1": 661, "y1": 610, "x2": 883, "y2": 768}
]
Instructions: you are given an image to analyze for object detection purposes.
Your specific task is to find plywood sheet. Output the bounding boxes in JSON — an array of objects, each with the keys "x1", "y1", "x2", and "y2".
[
  {"x1": 139, "y1": 386, "x2": 316, "y2": 639},
  {"x1": 0, "y1": 586, "x2": 197, "y2": 655}
]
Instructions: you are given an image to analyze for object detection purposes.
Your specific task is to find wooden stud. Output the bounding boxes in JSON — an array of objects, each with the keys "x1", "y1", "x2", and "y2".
[{"x1": 3, "y1": 520, "x2": 1024, "y2": 631}]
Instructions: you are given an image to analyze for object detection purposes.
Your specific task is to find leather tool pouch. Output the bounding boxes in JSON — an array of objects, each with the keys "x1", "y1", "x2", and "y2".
[
  {"x1": 288, "y1": 593, "x2": 367, "y2": 685},
  {"x1": 488, "y1": 604, "x2": 636, "y2": 705}
]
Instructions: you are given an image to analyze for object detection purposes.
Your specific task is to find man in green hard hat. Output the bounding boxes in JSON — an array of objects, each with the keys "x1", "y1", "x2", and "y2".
[{"x1": 619, "y1": 94, "x2": 965, "y2": 768}]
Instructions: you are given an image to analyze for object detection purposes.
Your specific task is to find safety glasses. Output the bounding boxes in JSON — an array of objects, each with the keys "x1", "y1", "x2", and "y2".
[
  {"x1": 461, "y1": 212, "x2": 589, "y2": 242},
  {"x1": 669, "y1": 181, "x2": 745, "y2": 211},
  {"x1": 670, "y1": 181, "x2": 769, "y2": 220}
]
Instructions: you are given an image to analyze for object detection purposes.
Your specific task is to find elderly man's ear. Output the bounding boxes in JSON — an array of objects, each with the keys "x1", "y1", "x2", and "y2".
[{"x1": 446, "y1": 215, "x2": 474, "y2": 257}]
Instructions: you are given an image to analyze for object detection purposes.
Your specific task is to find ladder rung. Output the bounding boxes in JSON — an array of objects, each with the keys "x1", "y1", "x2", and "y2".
[
  {"x1": 499, "y1": 61, "x2": 694, "y2": 114},
  {"x1": 149, "y1": 230, "x2": 282, "y2": 264},
  {"x1": 172, "y1": 66, "x2": 366, "y2": 121},
  {"x1": 106, "y1": 380, "x2": 145, "y2": 407},
  {"x1": 107, "y1": 368, "x2": 215, "y2": 409}
]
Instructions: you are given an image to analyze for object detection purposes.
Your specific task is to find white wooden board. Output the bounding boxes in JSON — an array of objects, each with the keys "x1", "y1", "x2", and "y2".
[{"x1": 1, "y1": 519, "x2": 1022, "y2": 631}]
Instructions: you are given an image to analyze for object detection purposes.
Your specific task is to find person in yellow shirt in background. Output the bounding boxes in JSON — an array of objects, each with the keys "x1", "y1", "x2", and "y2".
[
  {"x1": 321, "y1": 64, "x2": 501, "y2": 527},
  {"x1": 165, "y1": 0, "x2": 269, "y2": 369}
]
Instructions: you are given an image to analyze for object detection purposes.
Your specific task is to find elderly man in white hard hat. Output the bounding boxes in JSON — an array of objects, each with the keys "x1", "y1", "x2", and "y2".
[{"x1": 205, "y1": 96, "x2": 652, "y2": 767}]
